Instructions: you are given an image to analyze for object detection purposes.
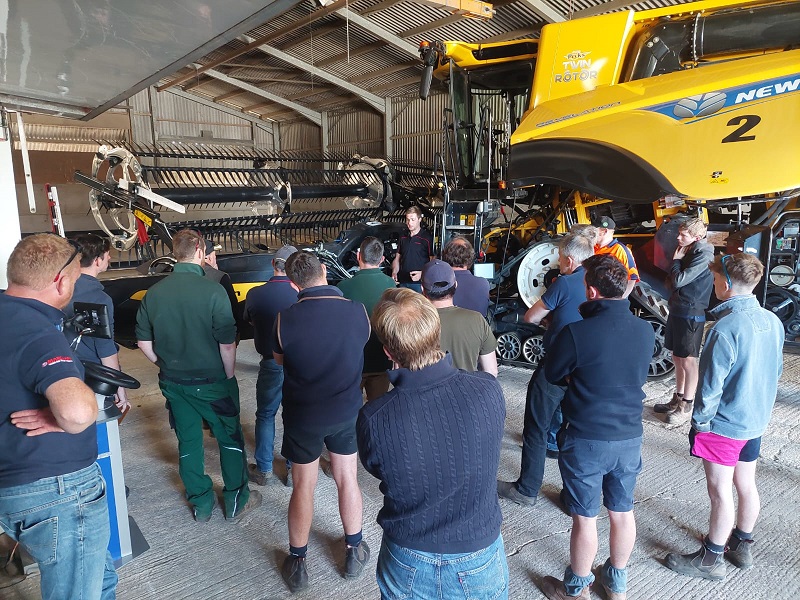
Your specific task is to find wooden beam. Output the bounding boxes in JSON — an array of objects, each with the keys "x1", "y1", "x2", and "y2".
[
  {"x1": 213, "y1": 89, "x2": 248, "y2": 102},
  {"x1": 349, "y1": 62, "x2": 419, "y2": 83}
]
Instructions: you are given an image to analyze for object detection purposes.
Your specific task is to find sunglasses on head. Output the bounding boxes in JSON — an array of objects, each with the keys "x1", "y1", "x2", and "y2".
[
  {"x1": 720, "y1": 254, "x2": 733, "y2": 288},
  {"x1": 54, "y1": 239, "x2": 81, "y2": 283}
]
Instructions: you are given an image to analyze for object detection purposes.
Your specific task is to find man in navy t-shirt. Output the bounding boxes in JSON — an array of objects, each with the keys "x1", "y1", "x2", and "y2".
[
  {"x1": 0, "y1": 234, "x2": 117, "y2": 599},
  {"x1": 498, "y1": 231, "x2": 594, "y2": 507},
  {"x1": 392, "y1": 206, "x2": 433, "y2": 293},
  {"x1": 442, "y1": 235, "x2": 490, "y2": 316}
]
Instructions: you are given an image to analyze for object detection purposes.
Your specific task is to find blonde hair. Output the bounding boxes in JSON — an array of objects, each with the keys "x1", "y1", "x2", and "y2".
[
  {"x1": 7, "y1": 234, "x2": 80, "y2": 290},
  {"x1": 679, "y1": 217, "x2": 707, "y2": 239},
  {"x1": 372, "y1": 288, "x2": 444, "y2": 371}
]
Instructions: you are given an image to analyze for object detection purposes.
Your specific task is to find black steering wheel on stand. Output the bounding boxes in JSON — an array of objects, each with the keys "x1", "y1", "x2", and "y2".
[{"x1": 82, "y1": 361, "x2": 141, "y2": 397}]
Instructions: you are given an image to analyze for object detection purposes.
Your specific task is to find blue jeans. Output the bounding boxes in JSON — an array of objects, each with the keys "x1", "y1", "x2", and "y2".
[
  {"x1": 547, "y1": 406, "x2": 563, "y2": 453},
  {"x1": 377, "y1": 535, "x2": 509, "y2": 600},
  {"x1": 255, "y1": 357, "x2": 285, "y2": 473},
  {"x1": 518, "y1": 361, "x2": 566, "y2": 498},
  {"x1": 0, "y1": 462, "x2": 118, "y2": 599}
]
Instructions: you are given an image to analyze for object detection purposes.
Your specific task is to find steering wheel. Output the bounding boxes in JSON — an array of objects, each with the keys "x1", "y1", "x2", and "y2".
[
  {"x1": 82, "y1": 361, "x2": 141, "y2": 396},
  {"x1": 147, "y1": 256, "x2": 177, "y2": 275}
]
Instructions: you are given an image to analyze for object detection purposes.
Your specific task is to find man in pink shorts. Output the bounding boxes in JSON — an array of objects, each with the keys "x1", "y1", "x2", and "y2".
[{"x1": 665, "y1": 253, "x2": 784, "y2": 580}]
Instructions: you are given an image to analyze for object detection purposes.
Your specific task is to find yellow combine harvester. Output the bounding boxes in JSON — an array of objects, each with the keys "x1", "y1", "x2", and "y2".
[
  {"x1": 420, "y1": 0, "x2": 800, "y2": 375},
  {"x1": 510, "y1": 0, "x2": 800, "y2": 204}
]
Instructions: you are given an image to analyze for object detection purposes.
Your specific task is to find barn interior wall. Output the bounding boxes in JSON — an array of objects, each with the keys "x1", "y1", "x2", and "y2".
[{"x1": 11, "y1": 89, "x2": 451, "y2": 235}]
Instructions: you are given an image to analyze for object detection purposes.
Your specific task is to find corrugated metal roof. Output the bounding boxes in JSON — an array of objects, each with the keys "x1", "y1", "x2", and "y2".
[{"x1": 156, "y1": 0, "x2": 707, "y2": 120}]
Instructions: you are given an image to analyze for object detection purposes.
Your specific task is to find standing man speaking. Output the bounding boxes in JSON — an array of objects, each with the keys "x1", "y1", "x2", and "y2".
[{"x1": 392, "y1": 206, "x2": 433, "y2": 293}]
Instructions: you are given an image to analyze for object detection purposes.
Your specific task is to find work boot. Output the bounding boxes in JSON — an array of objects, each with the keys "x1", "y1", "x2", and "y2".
[
  {"x1": 497, "y1": 481, "x2": 537, "y2": 506},
  {"x1": 281, "y1": 555, "x2": 309, "y2": 593},
  {"x1": 666, "y1": 400, "x2": 693, "y2": 425},
  {"x1": 654, "y1": 392, "x2": 682, "y2": 414},
  {"x1": 665, "y1": 545, "x2": 726, "y2": 580},
  {"x1": 248, "y1": 464, "x2": 281, "y2": 487},
  {"x1": 227, "y1": 489, "x2": 263, "y2": 522},
  {"x1": 726, "y1": 535, "x2": 754, "y2": 569},
  {"x1": 344, "y1": 540, "x2": 370, "y2": 579},
  {"x1": 541, "y1": 575, "x2": 590, "y2": 600}
]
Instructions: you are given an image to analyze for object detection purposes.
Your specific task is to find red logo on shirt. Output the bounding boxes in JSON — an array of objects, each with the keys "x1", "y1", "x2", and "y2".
[{"x1": 42, "y1": 356, "x2": 74, "y2": 367}]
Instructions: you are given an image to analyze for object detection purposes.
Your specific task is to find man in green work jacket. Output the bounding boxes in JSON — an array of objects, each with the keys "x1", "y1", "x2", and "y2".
[{"x1": 136, "y1": 229, "x2": 261, "y2": 523}]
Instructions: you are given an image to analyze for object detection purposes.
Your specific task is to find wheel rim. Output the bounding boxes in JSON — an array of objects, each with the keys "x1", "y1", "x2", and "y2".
[
  {"x1": 643, "y1": 316, "x2": 674, "y2": 380},
  {"x1": 516, "y1": 241, "x2": 560, "y2": 308},
  {"x1": 522, "y1": 335, "x2": 546, "y2": 365},
  {"x1": 496, "y1": 332, "x2": 522, "y2": 361}
]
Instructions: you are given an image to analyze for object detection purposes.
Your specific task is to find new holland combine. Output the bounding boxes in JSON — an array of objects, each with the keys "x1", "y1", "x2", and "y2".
[{"x1": 420, "y1": 0, "x2": 800, "y2": 377}]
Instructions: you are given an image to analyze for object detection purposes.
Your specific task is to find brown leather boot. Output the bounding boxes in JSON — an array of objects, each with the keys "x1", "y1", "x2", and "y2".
[
  {"x1": 654, "y1": 392, "x2": 682, "y2": 414},
  {"x1": 666, "y1": 399, "x2": 693, "y2": 425}
]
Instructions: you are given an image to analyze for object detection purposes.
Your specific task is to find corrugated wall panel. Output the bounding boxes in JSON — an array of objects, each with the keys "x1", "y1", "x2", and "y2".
[
  {"x1": 327, "y1": 109, "x2": 383, "y2": 157},
  {"x1": 392, "y1": 94, "x2": 447, "y2": 166},
  {"x1": 280, "y1": 121, "x2": 322, "y2": 154}
]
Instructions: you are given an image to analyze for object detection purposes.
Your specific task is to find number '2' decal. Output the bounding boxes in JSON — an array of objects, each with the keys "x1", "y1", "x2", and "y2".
[{"x1": 722, "y1": 115, "x2": 760, "y2": 143}]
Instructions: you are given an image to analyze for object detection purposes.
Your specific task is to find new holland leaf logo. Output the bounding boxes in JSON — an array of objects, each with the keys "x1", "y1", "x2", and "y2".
[{"x1": 673, "y1": 92, "x2": 727, "y2": 118}]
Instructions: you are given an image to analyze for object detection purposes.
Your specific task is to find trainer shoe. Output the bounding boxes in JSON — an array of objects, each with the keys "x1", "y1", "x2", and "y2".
[
  {"x1": 665, "y1": 545, "x2": 726, "y2": 580},
  {"x1": 546, "y1": 449, "x2": 560, "y2": 459},
  {"x1": 344, "y1": 540, "x2": 370, "y2": 578},
  {"x1": 725, "y1": 536, "x2": 754, "y2": 570},
  {"x1": 541, "y1": 575, "x2": 590, "y2": 600},
  {"x1": 281, "y1": 555, "x2": 309, "y2": 593},
  {"x1": 227, "y1": 489, "x2": 263, "y2": 522},
  {"x1": 654, "y1": 392, "x2": 682, "y2": 414},
  {"x1": 497, "y1": 481, "x2": 537, "y2": 506},
  {"x1": 665, "y1": 400, "x2": 693, "y2": 425}
]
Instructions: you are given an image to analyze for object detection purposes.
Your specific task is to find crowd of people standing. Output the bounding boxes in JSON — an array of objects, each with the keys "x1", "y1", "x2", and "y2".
[{"x1": 0, "y1": 206, "x2": 785, "y2": 599}]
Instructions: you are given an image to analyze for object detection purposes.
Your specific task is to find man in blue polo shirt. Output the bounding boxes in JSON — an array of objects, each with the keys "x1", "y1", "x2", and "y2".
[
  {"x1": 66, "y1": 233, "x2": 130, "y2": 415},
  {"x1": 274, "y1": 252, "x2": 370, "y2": 592},
  {"x1": 243, "y1": 244, "x2": 298, "y2": 486},
  {"x1": 498, "y1": 231, "x2": 594, "y2": 507},
  {"x1": 0, "y1": 233, "x2": 117, "y2": 599},
  {"x1": 541, "y1": 255, "x2": 654, "y2": 600}
]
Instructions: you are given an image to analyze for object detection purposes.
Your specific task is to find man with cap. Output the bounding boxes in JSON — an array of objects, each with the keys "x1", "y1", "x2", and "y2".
[
  {"x1": 442, "y1": 235, "x2": 491, "y2": 316},
  {"x1": 203, "y1": 239, "x2": 242, "y2": 335},
  {"x1": 337, "y1": 236, "x2": 396, "y2": 401},
  {"x1": 422, "y1": 259, "x2": 498, "y2": 376},
  {"x1": 592, "y1": 215, "x2": 639, "y2": 298},
  {"x1": 243, "y1": 244, "x2": 298, "y2": 486},
  {"x1": 136, "y1": 229, "x2": 260, "y2": 522}
]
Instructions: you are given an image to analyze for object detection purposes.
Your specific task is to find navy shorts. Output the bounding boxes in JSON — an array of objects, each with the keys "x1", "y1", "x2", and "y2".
[
  {"x1": 282, "y1": 418, "x2": 357, "y2": 464},
  {"x1": 558, "y1": 432, "x2": 642, "y2": 518},
  {"x1": 665, "y1": 315, "x2": 705, "y2": 358}
]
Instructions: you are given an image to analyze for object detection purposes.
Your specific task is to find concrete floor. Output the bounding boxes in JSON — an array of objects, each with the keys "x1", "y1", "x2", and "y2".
[{"x1": 3, "y1": 342, "x2": 798, "y2": 600}]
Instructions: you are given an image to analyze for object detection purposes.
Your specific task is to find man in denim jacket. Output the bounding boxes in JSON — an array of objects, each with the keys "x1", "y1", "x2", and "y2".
[{"x1": 666, "y1": 253, "x2": 784, "y2": 580}]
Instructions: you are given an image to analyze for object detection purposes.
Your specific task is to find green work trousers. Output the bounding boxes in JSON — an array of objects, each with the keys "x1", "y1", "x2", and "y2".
[{"x1": 159, "y1": 377, "x2": 249, "y2": 519}]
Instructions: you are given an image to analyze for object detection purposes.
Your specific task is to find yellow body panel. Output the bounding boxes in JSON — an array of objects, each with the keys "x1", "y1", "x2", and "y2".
[
  {"x1": 432, "y1": 39, "x2": 537, "y2": 80},
  {"x1": 513, "y1": 49, "x2": 800, "y2": 199},
  {"x1": 531, "y1": 11, "x2": 634, "y2": 107}
]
